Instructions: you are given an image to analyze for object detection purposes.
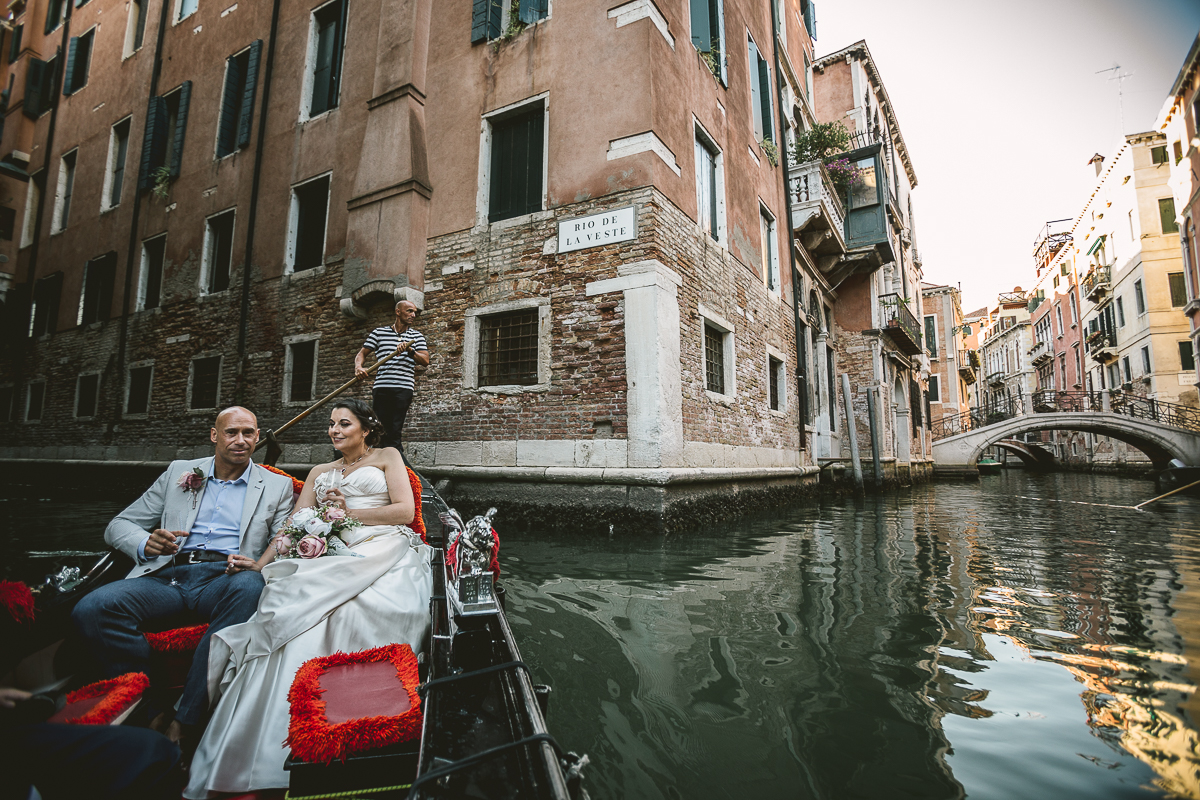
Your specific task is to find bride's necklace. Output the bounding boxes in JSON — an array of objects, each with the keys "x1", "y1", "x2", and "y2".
[{"x1": 339, "y1": 447, "x2": 372, "y2": 475}]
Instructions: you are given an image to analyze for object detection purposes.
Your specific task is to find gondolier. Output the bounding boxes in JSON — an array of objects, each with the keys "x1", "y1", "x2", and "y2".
[{"x1": 354, "y1": 300, "x2": 430, "y2": 460}]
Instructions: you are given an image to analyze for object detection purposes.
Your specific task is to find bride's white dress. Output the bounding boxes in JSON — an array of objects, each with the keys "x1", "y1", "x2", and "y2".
[{"x1": 184, "y1": 466, "x2": 432, "y2": 798}]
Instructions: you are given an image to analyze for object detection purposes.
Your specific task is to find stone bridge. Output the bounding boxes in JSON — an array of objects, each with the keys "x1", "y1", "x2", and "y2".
[{"x1": 931, "y1": 392, "x2": 1200, "y2": 476}]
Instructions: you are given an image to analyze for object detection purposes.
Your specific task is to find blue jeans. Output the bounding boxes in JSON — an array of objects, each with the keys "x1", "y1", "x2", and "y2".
[{"x1": 70, "y1": 562, "x2": 264, "y2": 726}]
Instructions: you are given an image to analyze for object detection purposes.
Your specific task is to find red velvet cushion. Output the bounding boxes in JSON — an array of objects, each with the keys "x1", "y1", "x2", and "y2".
[
  {"x1": 143, "y1": 623, "x2": 209, "y2": 653},
  {"x1": 406, "y1": 467, "x2": 425, "y2": 540},
  {"x1": 48, "y1": 672, "x2": 149, "y2": 725}
]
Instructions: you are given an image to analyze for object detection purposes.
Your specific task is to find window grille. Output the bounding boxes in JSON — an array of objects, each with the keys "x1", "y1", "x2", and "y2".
[
  {"x1": 479, "y1": 309, "x2": 539, "y2": 386},
  {"x1": 769, "y1": 356, "x2": 781, "y2": 410},
  {"x1": 488, "y1": 106, "x2": 544, "y2": 223},
  {"x1": 705, "y1": 324, "x2": 725, "y2": 394}
]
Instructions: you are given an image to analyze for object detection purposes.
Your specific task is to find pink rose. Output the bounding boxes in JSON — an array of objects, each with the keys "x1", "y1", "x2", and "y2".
[
  {"x1": 323, "y1": 507, "x2": 346, "y2": 522},
  {"x1": 296, "y1": 536, "x2": 327, "y2": 559},
  {"x1": 275, "y1": 534, "x2": 292, "y2": 553},
  {"x1": 177, "y1": 470, "x2": 205, "y2": 492}
]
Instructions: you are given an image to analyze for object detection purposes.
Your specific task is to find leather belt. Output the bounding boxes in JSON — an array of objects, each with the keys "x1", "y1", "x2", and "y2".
[{"x1": 178, "y1": 550, "x2": 230, "y2": 564}]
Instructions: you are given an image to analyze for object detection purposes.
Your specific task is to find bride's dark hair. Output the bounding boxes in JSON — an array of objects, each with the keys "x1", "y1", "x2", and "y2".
[{"x1": 331, "y1": 399, "x2": 386, "y2": 447}]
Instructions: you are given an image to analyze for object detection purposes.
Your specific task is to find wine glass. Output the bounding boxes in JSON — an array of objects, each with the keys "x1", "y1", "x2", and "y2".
[{"x1": 166, "y1": 511, "x2": 188, "y2": 587}]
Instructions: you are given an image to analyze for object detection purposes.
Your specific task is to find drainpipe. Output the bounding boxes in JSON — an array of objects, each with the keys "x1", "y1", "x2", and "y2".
[
  {"x1": 234, "y1": 0, "x2": 284, "y2": 403},
  {"x1": 113, "y1": 0, "x2": 173, "y2": 424},
  {"x1": 768, "y1": 0, "x2": 806, "y2": 452}
]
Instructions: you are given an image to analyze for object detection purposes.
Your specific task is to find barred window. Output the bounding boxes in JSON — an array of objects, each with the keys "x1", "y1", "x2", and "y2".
[
  {"x1": 705, "y1": 324, "x2": 725, "y2": 394},
  {"x1": 479, "y1": 309, "x2": 538, "y2": 386},
  {"x1": 768, "y1": 355, "x2": 782, "y2": 411}
]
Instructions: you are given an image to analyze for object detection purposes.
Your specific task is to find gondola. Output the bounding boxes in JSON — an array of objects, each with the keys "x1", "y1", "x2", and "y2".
[
  {"x1": 0, "y1": 470, "x2": 587, "y2": 800},
  {"x1": 1155, "y1": 459, "x2": 1200, "y2": 497}
]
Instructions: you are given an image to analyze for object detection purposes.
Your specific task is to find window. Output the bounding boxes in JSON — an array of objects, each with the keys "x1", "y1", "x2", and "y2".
[
  {"x1": 747, "y1": 35, "x2": 773, "y2": 144},
  {"x1": 1122, "y1": 356, "x2": 1131, "y2": 384},
  {"x1": 1141, "y1": 346, "x2": 1151, "y2": 376},
  {"x1": 288, "y1": 174, "x2": 330, "y2": 272},
  {"x1": 0, "y1": 207, "x2": 15, "y2": 240},
  {"x1": 1182, "y1": 341, "x2": 1196, "y2": 372},
  {"x1": 760, "y1": 205, "x2": 778, "y2": 291},
  {"x1": 689, "y1": 0, "x2": 726, "y2": 83},
  {"x1": 487, "y1": 103, "x2": 545, "y2": 223},
  {"x1": 1069, "y1": 292, "x2": 1078, "y2": 324},
  {"x1": 216, "y1": 42, "x2": 263, "y2": 158},
  {"x1": 1151, "y1": 145, "x2": 1168, "y2": 165},
  {"x1": 1074, "y1": 348, "x2": 1082, "y2": 385},
  {"x1": 1160, "y1": 198, "x2": 1179, "y2": 234},
  {"x1": 1175, "y1": 140, "x2": 1184, "y2": 165},
  {"x1": 52, "y1": 150, "x2": 76, "y2": 233},
  {"x1": 139, "y1": 235, "x2": 166, "y2": 310},
  {"x1": 26, "y1": 382, "x2": 45, "y2": 421},
  {"x1": 800, "y1": 0, "x2": 815, "y2": 38},
  {"x1": 928, "y1": 374, "x2": 940, "y2": 403},
  {"x1": 768, "y1": 355, "x2": 783, "y2": 411},
  {"x1": 1116, "y1": 296, "x2": 1125, "y2": 326},
  {"x1": 44, "y1": 0, "x2": 66, "y2": 33},
  {"x1": 20, "y1": 172, "x2": 40, "y2": 248},
  {"x1": 1055, "y1": 305, "x2": 1064, "y2": 336},
  {"x1": 704, "y1": 323, "x2": 725, "y2": 393},
  {"x1": 1169, "y1": 272, "x2": 1187, "y2": 307},
  {"x1": 125, "y1": 0, "x2": 148, "y2": 56},
  {"x1": 1134, "y1": 280, "x2": 1146, "y2": 315},
  {"x1": 177, "y1": 0, "x2": 198, "y2": 22},
  {"x1": 695, "y1": 126, "x2": 723, "y2": 241},
  {"x1": 202, "y1": 210, "x2": 235, "y2": 294},
  {"x1": 471, "y1": 0, "x2": 547, "y2": 43},
  {"x1": 29, "y1": 272, "x2": 62, "y2": 337},
  {"x1": 104, "y1": 118, "x2": 131, "y2": 210},
  {"x1": 75, "y1": 373, "x2": 99, "y2": 418},
  {"x1": 0, "y1": 386, "x2": 13, "y2": 422},
  {"x1": 126, "y1": 364, "x2": 153, "y2": 415},
  {"x1": 63, "y1": 29, "x2": 93, "y2": 95},
  {"x1": 923, "y1": 314, "x2": 937, "y2": 357},
  {"x1": 305, "y1": 0, "x2": 344, "y2": 118},
  {"x1": 23, "y1": 56, "x2": 58, "y2": 118},
  {"x1": 285, "y1": 338, "x2": 319, "y2": 403},
  {"x1": 8, "y1": 24, "x2": 22, "y2": 63},
  {"x1": 479, "y1": 309, "x2": 539, "y2": 386},
  {"x1": 78, "y1": 252, "x2": 117, "y2": 325},
  {"x1": 189, "y1": 355, "x2": 221, "y2": 409}
]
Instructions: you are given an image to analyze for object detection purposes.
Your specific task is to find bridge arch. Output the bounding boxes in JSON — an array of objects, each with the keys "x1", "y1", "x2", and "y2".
[{"x1": 992, "y1": 439, "x2": 1058, "y2": 471}]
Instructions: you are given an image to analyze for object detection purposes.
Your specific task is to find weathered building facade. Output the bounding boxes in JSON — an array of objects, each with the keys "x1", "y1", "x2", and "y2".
[{"x1": 920, "y1": 281, "x2": 970, "y2": 431}]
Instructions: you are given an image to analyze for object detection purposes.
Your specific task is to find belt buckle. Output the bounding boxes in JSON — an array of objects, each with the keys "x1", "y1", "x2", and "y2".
[{"x1": 183, "y1": 551, "x2": 201, "y2": 564}]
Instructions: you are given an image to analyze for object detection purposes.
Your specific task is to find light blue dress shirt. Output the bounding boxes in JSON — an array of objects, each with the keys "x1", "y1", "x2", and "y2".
[{"x1": 139, "y1": 460, "x2": 253, "y2": 562}]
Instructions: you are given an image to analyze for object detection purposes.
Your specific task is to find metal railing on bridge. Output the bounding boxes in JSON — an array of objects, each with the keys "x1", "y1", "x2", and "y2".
[{"x1": 930, "y1": 390, "x2": 1200, "y2": 441}]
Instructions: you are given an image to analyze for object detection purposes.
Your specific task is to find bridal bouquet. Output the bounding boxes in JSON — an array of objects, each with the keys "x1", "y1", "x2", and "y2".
[{"x1": 274, "y1": 504, "x2": 363, "y2": 560}]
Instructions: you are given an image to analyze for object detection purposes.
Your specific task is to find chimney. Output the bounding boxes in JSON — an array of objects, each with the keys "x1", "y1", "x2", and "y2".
[{"x1": 1088, "y1": 153, "x2": 1105, "y2": 177}]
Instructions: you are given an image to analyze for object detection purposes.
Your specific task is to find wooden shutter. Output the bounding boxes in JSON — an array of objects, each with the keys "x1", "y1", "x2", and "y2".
[
  {"x1": 689, "y1": 0, "x2": 710, "y2": 50},
  {"x1": 23, "y1": 58, "x2": 44, "y2": 119},
  {"x1": 804, "y1": 1, "x2": 816, "y2": 39},
  {"x1": 710, "y1": 0, "x2": 724, "y2": 77},
  {"x1": 757, "y1": 55, "x2": 773, "y2": 142},
  {"x1": 237, "y1": 40, "x2": 262, "y2": 149},
  {"x1": 311, "y1": 11, "x2": 337, "y2": 116},
  {"x1": 169, "y1": 81, "x2": 191, "y2": 177},
  {"x1": 137, "y1": 95, "x2": 166, "y2": 191},
  {"x1": 62, "y1": 36, "x2": 77, "y2": 95},
  {"x1": 748, "y1": 39, "x2": 762, "y2": 140},
  {"x1": 518, "y1": 0, "x2": 537, "y2": 24},
  {"x1": 8, "y1": 25, "x2": 22, "y2": 64},
  {"x1": 44, "y1": 0, "x2": 58, "y2": 35},
  {"x1": 470, "y1": 0, "x2": 489, "y2": 43}
]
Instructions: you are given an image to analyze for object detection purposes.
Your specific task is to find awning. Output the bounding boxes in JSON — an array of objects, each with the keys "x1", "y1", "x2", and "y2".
[{"x1": 1085, "y1": 235, "x2": 1106, "y2": 256}]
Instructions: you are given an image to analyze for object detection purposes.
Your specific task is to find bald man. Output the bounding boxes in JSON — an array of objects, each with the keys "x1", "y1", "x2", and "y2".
[
  {"x1": 71, "y1": 407, "x2": 294, "y2": 742},
  {"x1": 355, "y1": 300, "x2": 430, "y2": 460}
]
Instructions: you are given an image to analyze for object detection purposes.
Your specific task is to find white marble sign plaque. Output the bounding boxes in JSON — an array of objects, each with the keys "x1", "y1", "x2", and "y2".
[{"x1": 557, "y1": 206, "x2": 636, "y2": 253}]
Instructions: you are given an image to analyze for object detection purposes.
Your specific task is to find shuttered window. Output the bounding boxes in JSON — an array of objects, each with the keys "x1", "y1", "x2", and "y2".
[
  {"x1": 747, "y1": 36, "x2": 772, "y2": 144},
  {"x1": 1159, "y1": 197, "x2": 1179, "y2": 234},
  {"x1": 470, "y1": 0, "x2": 544, "y2": 43},
  {"x1": 126, "y1": 0, "x2": 147, "y2": 55},
  {"x1": 309, "y1": 0, "x2": 344, "y2": 117},
  {"x1": 79, "y1": 252, "x2": 117, "y2": 325},
  {"x1": 801, "y1": 0, "x2": 816, "y2": 39},
  {"x1": 204, "y1": 211, "x2": 235, "y2": 294},
  {"x1": 690, "y1": 0, "x2": 725, "y2": 82},
  {"x1": 63, "y1": 29, "x2": 93, "y2": 95},
  {"x1": 75, "y1": 374, "x2": 99, "y2": 417},
  {"x1": 23, "y1": 56, "x2": 57, "y2": 118},
  {"x1": 164, "y1": 83, "x2": 191, "y2": 177},
  {"x1": 1169, "y1": 272, "x2": 1187, "y2": 307},
  {"x1": 140, "y1": 235, "x2": 166, "y2": 310},
  {"x1": 126, "y1": 365, "x2": 153, "y2": 414},
  {"x1": 924, "y1": 314, "x2": 937, "y2": 357},
  {"x1": 139, "y1": 83, "x2": 193, "y2": 190},
  {"x1": 488, "y1": 105, "x2": 544, "y2": 223},
  {"x1": 54, "y1": 150, "x2": 77, "y2": 233},
  {"x1": 290, "y1": 175, "x2": 330, "y2": 271},
  {"x1": 44, "y1": 0, "x2": 66, "y2": 34},
  {"x1": 695, "y1": 134, "x2": 718, "y2": 241},
  {"x1": 106, "y1": 118, "x2": 131, "y2": 209},
  {"x1": 216, "y1": 42, "x2": 261, "y2": 158},
  {"x1": 8, "y1": 25, "x2": 22, "y2": 63}
]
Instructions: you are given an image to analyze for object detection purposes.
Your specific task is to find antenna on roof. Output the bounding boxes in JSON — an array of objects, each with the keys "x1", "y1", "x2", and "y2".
[{"x1": 1096, "y1": 64, "x2": 1134, "y2": 133}]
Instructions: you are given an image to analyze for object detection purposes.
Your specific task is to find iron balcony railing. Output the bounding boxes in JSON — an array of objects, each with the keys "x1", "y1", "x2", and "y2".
[
  {"x1": 986, "y1": 371, "x2": 1005, "y2": 387},
  {"x1": 957, "y1": 349, "x2": 978, "y2": 384},
  {"x1": 1082, "y1": 266, "x2": 1112, "y2": 302},
  {"x1": 1028, "y1": 339, "x2": 1052, "y2": 365},
  {"x1": 1085, "y1": 330, "x2": 1117, "y2": 360},
  {"x1": 877, "y1": 293, "x2": 923, "y2": 355}
]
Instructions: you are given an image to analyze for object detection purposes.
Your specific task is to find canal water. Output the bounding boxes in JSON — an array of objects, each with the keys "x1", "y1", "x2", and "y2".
[{"x1": 4, "y1": 470, "x2": 1200, "y2": 799}]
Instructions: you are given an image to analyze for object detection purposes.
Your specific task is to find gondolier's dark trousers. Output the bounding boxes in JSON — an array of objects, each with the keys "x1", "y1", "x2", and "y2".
[
  {"x1": 373, "y1": 387, "x2": 414, "y2": 462},
  {"x1": 70, "y1": 562, "x2": 263, "y2": 726}
]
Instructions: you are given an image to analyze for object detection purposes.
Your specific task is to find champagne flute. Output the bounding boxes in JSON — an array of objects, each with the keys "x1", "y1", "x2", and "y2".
[{"x1": 166, "y1": 511, "x2": 188, "y2": 587}]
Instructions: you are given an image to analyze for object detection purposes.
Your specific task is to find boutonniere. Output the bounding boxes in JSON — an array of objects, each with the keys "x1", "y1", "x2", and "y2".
[{"x1": 177, "y1": 467, "x2": 205, "y2": 508}]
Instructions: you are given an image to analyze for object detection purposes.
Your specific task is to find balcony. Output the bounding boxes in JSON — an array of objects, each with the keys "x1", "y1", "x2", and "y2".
[
  {"x1": 1028, "y1": 339, "x2": 1052, "y2": 366},
  {"x1": 789, "y1": 159, "x2": 848, "y2": 279},
  {"x1": 1082, "y1": 266, "x2": 1112, "y2": 305},
  {"x1": 1086, "y1": 330, "x2": 1118, "y2": 363},
  {"x1": 877, "y1": 293, "x2": 923, "y2": 356},
  {"x1": 987, "y1": 371, "x2": 1006, "y2": 388},
  {"x1": 958, "y1": 349, "x2": 977, "y2": 385}
]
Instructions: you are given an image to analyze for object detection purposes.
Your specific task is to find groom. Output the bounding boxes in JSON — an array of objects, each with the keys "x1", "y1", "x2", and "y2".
[{"x1": 71, "y1": 406, "x2": 294, "y2": 745}]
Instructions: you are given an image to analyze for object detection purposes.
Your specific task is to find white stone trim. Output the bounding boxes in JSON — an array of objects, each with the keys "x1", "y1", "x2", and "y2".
[
  {"x1": 101, "y1": 117, "x2": 132, "y2": 213},
  {"x1": 200, "y1": 208, "x2": 236, "y2": 295},
  {"x1": 463, "y1": 297, "x2": 551, "y2": 393},
  {"x1": 475, "y1": 93, "x2": 550, "y2": 231},
  {"x1": 698, "y1": 302, "x2": 736, "y2": 400},
  {"x1": 412, "y1": 462, "x2": 818, "y2": 485},
  {"x1": 285, "y1": 171, "x2": 332, "y2": 274},
  {"x1": 607, "y1": 132, "x2": 681, "y2": 176},
  {"x1": 298, "y1": 0, "x2": 345, "y2": 123},
  {"x1": 607, "y1": 0, "x2": 673, "y2": 49}
]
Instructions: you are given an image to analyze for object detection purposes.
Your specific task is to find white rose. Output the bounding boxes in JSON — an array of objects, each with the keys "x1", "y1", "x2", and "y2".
[
  {"x1": 292, "y1": 507, "x2": 318, "y2": 525},
  {"x1": 305, "y1": 518, "x2": 332, "y2": 537}
]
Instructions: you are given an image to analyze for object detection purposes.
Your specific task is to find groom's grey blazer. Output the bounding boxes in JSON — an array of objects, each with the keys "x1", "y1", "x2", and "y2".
[{"x1": 106, "y1": 457, "x2": 295, "y2": 579}]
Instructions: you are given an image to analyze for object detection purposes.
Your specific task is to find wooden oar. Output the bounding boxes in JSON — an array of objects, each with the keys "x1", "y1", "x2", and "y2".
[
  {"x1": 1133, "y1": 478, "x2": 1200, "y2": 510},
  {"x1": 253, "y1": 347, "x2": 404, "y2": 452}
]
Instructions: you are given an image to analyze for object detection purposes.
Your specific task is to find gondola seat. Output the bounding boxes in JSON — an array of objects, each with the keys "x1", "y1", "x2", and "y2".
[
  {"x1": 47, "y1": 672, "x2": 149, "y2": 725},
  {"x1": 141, "y1": 618, "x2": 209, "y2": 690}
]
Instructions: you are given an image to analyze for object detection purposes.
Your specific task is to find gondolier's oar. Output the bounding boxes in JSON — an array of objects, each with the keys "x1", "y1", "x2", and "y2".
[
  {"x1": 254, "y1": 346, "x2": 404, "y2": 453},
  {"x1": 1133, "y1": 478, "x2": 1200, "y2": 510}
]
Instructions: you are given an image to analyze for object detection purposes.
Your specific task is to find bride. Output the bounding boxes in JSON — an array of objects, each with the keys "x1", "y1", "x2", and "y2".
[{"x1": 184, "y1": 399, "x2": 432, "y2": 798}]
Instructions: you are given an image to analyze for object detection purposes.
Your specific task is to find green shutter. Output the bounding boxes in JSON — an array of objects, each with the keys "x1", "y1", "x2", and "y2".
[
  {"x1": 62, "y1": 36, "x2": 77, "y2": 95},
  {"x1": 137, "y1": 95, "x2": 166, "y2": 191},
  {"x1": 8, "y1": 25, "x2": 22, "y2": 64},
  {"x1": 217, "y1": 54, "x2": 242, "y2": 157},
  {"x1": 748, "y1": 39, "x2": 762, "y2": 140},
  {"x1": 518, "y1": 0, "x2": 537, "y2": 24},
  {"x1": 804, "y1": 1, "x2": 816, "y2": 39},
  {"x1": 689, "y1": 0, "x2": 710, "y2": 50},
  {"x1": 170, "y1": 81, "x2": 191, "y2": 177},
  {"x1": 1159, "y1": 197, "x2": 1179, "y2": 234},
  {"x1": 758, "y1": 55, "x2": 773, "y2": 142},
  {"x1": 23, "y1": 58, "x2": 44, "y2": 119},
  {"x1": 236, "y1": 40, "x2": 262, "y2": 150},
  {"x1": 470, "y1": 0, "x2": 489, "y2": 43}
]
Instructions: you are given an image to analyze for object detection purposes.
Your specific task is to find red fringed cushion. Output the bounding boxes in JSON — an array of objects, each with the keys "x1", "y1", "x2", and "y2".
[
  {"x1": 406, "y1": 468, "x2": 425, "y2": 541},
  {"x1": 262, "y1": 464, "x2": 305, "y2": 499},
  {"x1": 447, "y1": 526, "x2": 501, "y2": 579},
  {"x1": 0, "y1": 580, "x2": 35, "y2": 625},
  {"x1": 287, "y1": 643, "x2": 423, "y2": 765},
  {"x1": 49, "y1": 672, "x2": 149, "y2": 725},
  {"x1": 144, "y1": 623, "x2": 209, "y2": 653}
]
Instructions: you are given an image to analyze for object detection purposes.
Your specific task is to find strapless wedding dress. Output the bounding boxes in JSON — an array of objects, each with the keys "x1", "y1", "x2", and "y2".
[{"x1": 184, "y1": 466, "x2": 432, "y2": 798}]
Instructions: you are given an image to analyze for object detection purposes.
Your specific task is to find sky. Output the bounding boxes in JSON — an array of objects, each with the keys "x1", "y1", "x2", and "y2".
[{"x1": 816, "y1": 0, "x2": 1200, "y2": 314}]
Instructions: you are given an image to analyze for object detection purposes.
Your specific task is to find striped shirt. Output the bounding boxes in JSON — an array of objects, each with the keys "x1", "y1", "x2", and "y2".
[{"x1": 363, "y1": 326, "x2": 427, "y2": 390}]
